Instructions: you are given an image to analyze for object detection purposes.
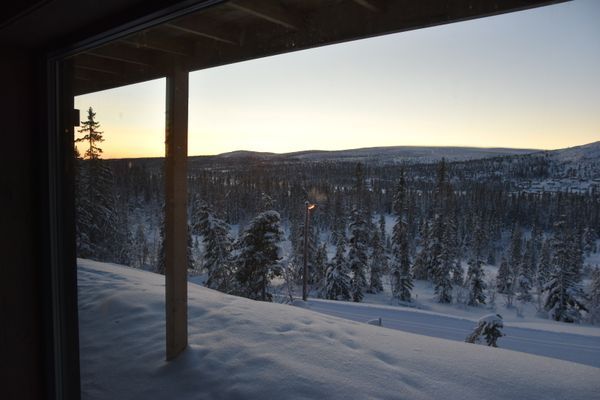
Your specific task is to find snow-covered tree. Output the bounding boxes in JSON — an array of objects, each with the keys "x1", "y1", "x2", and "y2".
[
  {"x1": 508, "y1": 224, "x2": 523, "y2": 282},
  {"x1": 235, "y1": 211, "x2": 284, "y2": 301},
  {"x1": 496, "y1": 256, "x2": 514, "y2": 308},
  {"x1": 348, "y1": 208, "x2": 369, "y2": 302},
  {"x1": 132, "y1": 224, "x2": 149, "y2": 269},
  {"x1": 193, "y1": 201, "x2": 234, "y2": 292},
  {"x1": 368, "y1": 230, "x2": 386, "y2": 293},
  {"x1": 587, "y1": 268, "x2": 600, "y2": 324},
  {"x1": 313, "y1": 243, "x2": 328, "y2": 290},
  {"x1": 583, "y1": 227, "x2": 597, "y2": 256},
  {"x1": 75, "y1": 107, "x2": 119, "y2": 261},
  {"x1": 433, "y1": 217, "x2": 458, "y2": 304},
  {"x1": 390, "y1": 172, "x2": 413, "y2": 302},
  {"x1": 543, "y1": 218, "x2": 587, "y2": 322},
  {"x1": 413, "y1": 222, "x2": 431, "y2": 281},
  {"x1": 465, "y1": 222, "x2": 486, "y2": 306},
  {"x1": 325, "y1": 238, "x2": 351, "y2": 301},
  {"x1": 465, "y1": 314, "x2": 504, "y2": 347},
  {"x1": 517, "y1": 239, "x2": 535, "y2": 302}
]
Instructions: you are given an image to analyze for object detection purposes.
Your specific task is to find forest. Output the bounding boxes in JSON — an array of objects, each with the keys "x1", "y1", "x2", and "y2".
[{"x1": 75, "y1": 108, "x2": 600, "y2": 324}]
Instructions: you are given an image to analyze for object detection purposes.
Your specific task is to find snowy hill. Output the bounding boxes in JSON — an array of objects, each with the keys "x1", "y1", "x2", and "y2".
[
  {"x1": 78, "y1": 260, "x2": 600, "y2": 400},
  {"x1": 546, "y1": 140, "x2": 600, "y2": 163},
  {"x1": 284, "y1": 146, "x2": 538, "y2": 163},
  {"x1": 206, "y1": 145, "x2": 538, "y2": 165}
]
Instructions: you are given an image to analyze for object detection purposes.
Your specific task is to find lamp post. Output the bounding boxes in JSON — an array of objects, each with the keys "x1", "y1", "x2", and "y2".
[{"x1": 303, "y1": 201, "x2": 316, "y2": 301}]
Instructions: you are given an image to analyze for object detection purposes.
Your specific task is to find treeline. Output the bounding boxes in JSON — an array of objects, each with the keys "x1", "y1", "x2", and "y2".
[{"x1": 74, "y1": 108, "x2": 600, "y2": 323}]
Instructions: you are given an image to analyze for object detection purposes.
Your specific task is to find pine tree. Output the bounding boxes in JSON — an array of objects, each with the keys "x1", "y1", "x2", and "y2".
[
  {"x1": 348, "y1": 208, "x2": 369, "y2": 302},
  {"x1": 132, "y1": 224, "x2": 149, "y2": 269},
  {"x1": 517, "y1": 239, "x2": 535, "y2": 302},
  {"x1": 543, "y1": 218, "x2": 587, "y2": 322},
  {"x1": 330, "y1": 190, "x2": 346, "y2": 245},
  {"x1": 413, "y1": 222, "x2": 431, "y2": 280},
  {"x1": 378, "y1": 214, "x2": 387, "y2": 249},
  {"x1": 234, "y1": 211, "x2": 284, "y2": 301},
  {"x1": 192, "y1": 201, "x2": 234, "y2": 292},
  {"x1": 496, "y1": 256, "x2": 514, "y2": 308},
  {"x1": 588, "y1": 268, "x2": 600, "y2": 324},
  {"x1": 313, "y1": 243, "x2": 328, "y2": 290},
  {"x1": 583, "y1": 227, "x2": 597, "y2": 255},
  {"x1": 75, "y1": 106, "x2": 104, "y2": 160},
  {"x1": 368, "y1": 230, "x2": 386, "y2": 293},
  {"x1": 74, "y1": 107, "x2": 119, "y2": 261},
  {"x1": 433, "y1": 222, "x2": 455, "y2": 303},
  {"x1": 390, "y1": 172, "x2": 413, "y2": 302},
  {"x1": 466, "y1": 222, "x2": 486, "y2": 306},
  {"x1": 535, "y1": 238, "x2": 552, "y2": 311},
  {"x1": 508, "y1": 224, "x2": 523, "y2": 284},
  {"x1": 325, "y1": 238, "x2": 352, "y2": 301}
]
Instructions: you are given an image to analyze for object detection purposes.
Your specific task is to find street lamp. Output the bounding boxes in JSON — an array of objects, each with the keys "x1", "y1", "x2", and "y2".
[{"x1": 303, "y1": 201, "x2": 317, "y2": 301}]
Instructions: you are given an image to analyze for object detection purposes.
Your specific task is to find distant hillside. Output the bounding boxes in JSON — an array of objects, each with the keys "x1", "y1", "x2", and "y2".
[
  {"x1": 205, "y1": 145, "x2": 539, "y2": 165},
  {"x1": 543, "y1": 141, "x2": 600, "y2": 163}
]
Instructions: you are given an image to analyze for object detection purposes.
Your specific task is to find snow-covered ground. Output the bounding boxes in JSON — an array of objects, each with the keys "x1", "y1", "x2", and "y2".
[{"x1": 78, "y1": 259, "x2": 600, "y2": 400}]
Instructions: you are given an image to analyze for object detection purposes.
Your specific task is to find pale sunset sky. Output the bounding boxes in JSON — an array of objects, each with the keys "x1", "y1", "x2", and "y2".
[{"x1": 74, "y1": 0, "x2": 600, "y2": 159}]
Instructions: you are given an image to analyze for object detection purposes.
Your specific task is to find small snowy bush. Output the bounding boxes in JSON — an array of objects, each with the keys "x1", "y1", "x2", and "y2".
[{"x1": 465, "y1": 314, "x2": 505, "y2": 347}]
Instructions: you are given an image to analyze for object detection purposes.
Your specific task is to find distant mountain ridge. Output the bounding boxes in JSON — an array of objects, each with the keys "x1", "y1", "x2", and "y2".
[
  {"x1": 210, "y1": 145, "x2": 540, "y2": 164},
  {"x1": 107, "y1": 141, "x2": 600, "y2": 166}
]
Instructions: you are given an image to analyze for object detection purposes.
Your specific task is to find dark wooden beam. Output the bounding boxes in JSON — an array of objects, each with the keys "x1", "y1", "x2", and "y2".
[
  {"x1": 228, "y1": 0, "x2": 300, "y2": 30},
  {"x1": 86, "y1": 49, "x2": 151, "y2": 67},
  {"x1": 165, "y1": 22, "x2": 238, "y2": 45},
  {"x1": 119, "y1": 30, "x2": 192, "y2": 57},
  {"x1": 352, "y1": 0, "x2": 385, "y2": 13},
  {"x1": 74, "y1": 64, "x2": 121, "y2": 76},
  {"x1": 73, "y1": 53, "x2": 151, "y2": 76},
  {"x1": 164, "y1": 68, "x2": 189, "y2": 361}
]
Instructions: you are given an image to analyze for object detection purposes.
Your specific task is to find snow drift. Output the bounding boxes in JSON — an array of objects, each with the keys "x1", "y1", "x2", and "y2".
[{"x1": 78, "y1": 260, "x2": 600, "y2": 400}]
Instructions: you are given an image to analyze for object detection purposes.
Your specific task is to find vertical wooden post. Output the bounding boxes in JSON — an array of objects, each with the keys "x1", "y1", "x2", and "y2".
[{"x1": 165, "y1": 69, "x2": 188, "y2": 360}]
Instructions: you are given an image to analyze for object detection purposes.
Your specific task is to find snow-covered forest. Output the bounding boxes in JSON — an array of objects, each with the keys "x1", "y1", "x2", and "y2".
[{"x1": 75, "y1": 108, "x2": 600, "y2": 325}]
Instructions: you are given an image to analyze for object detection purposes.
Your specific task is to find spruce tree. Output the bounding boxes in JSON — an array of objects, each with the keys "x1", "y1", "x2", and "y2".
[
  {"x1": 466, "y1": 221, "x2": 486, "y2": 306},
  {"x1": 433, "y1": 222, "x2": 455, "y2": 303},
  {"x1": 74, "y1": 107, "x2": 119, "y2": 261},
  {"x1": 132, "y1": 224, "x2": 149, "y2": 269},
  {"x1": 508, "y1": 224, "x2": 523, "y2": 283},
  {"x1": 390, "y1": 172, "x2": 413, "y2": 302},
  {"x1": 583, "y1": 227, "x2": 597, "y2": 255},
  {"x1": 413, "y1": 222, "x2": 431, "y2": 280},
  {"x1": 496, "y1": 256, "x2": 514, "y2": 308},
  {"x1": 234, "y1": 211, "x2": 284, "y2": 301},
  {"x1": 325, "y1": 238, "x2": 352, "y2": 301},
  {"x1": 313, "y1": 243, "x2": 328, "y2": 290},
  {"x1": 368, "y1": 230, "x2": 386, "y2": 293},
  {"x1": 348, "y1": 208, "x2": 369, "y2": 302},
  {"x1": 517, "y1": 239, "x2": 535, "y2": 302},
  {"x1": 588, "y1": 268, "x2": 600, "y2": 324},
  {"x1": 543, "y1": 218, "x2": 587, "y2": 322},
  {"x1": 193, "y1": 201, "x2": 234, "y2": 292}
]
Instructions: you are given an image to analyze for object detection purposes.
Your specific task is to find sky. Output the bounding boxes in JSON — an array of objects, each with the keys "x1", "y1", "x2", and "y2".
[{"x1": 74, "y1": 0, "x2": 600, "y2": 159}]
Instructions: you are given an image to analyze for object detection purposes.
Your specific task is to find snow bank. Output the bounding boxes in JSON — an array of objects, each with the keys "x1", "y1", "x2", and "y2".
[{"x1": 78, "y1": 260, "x2": 600, "y2": 400}]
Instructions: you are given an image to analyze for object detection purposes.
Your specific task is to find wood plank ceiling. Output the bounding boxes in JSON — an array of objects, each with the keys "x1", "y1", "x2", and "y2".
[{"x1": 69, "y1": 0, "x2": 567, "y2": 96}]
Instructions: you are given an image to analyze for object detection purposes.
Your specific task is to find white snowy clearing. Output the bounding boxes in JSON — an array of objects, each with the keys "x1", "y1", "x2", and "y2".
[{"x1": 78, "y1": 259, "x2": 600, "y2": 400}]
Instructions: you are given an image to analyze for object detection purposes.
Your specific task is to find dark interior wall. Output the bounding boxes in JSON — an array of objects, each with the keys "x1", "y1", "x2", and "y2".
[
  {"x1": 0, "y1": 2, "x2": 201, "y2": 398},
  {"x1": 0, "y1": 48, "x2": 43, "y2": 399}
]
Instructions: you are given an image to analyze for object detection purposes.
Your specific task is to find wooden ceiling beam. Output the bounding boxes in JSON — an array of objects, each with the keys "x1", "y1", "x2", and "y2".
[
  {"x1": 119, "y1": 31, "x2": 192, "y2": 57},
  {"x1": 86, "y1": 48, "x2": 152, "y2": 67},
  {"x1": 75, "y1": 64, "x2": 121, "y2": 76},
  {"x1": 228, "y1": 0, "x2": 300, "y2": 30},
  {"x1": 352, "y1": 0, "x2": 385, "y2": 13},
  {"x1": 164, "y1": 22, "x2": 238, "y2": 45}
]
